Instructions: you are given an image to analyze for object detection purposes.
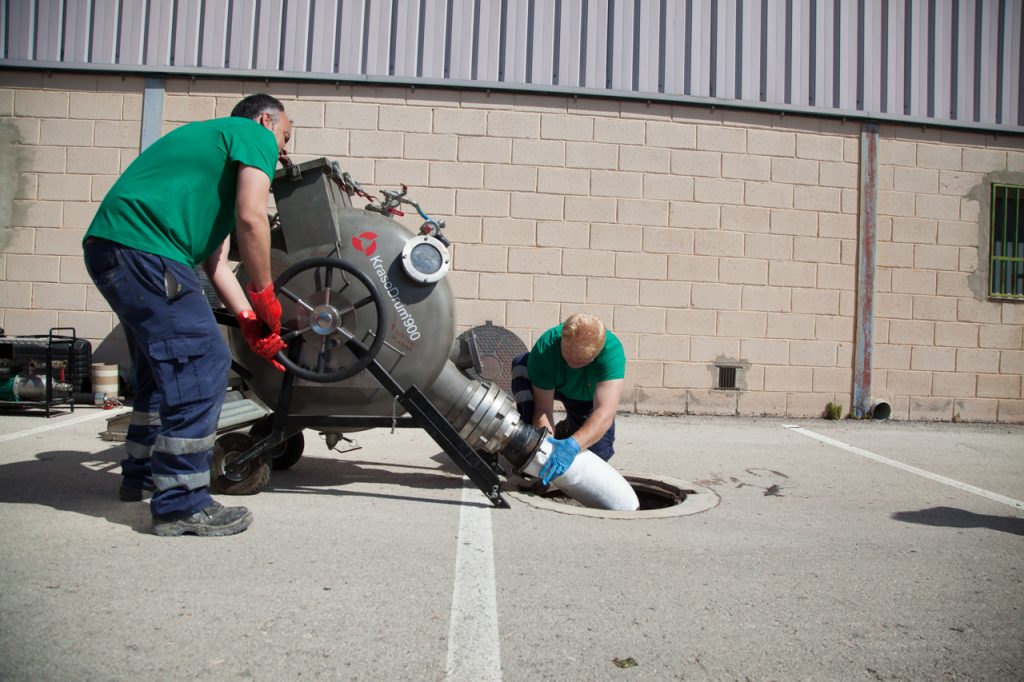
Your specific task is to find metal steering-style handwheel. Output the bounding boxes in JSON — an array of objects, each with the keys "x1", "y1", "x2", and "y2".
[{"x1": 272, "y1": 256, "x2": 387, "y2": 383}]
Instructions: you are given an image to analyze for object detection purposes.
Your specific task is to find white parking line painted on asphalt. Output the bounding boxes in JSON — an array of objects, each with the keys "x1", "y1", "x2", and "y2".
[
  {"x1": 0, "y1": 407, "x2": 129, "y2": 444},
  {"x1": 445, "y1": 481, "x2": 502, "y2": 682},
  {"x1": 785, "y1": 425, "x2": 1024, "y2": 511}
]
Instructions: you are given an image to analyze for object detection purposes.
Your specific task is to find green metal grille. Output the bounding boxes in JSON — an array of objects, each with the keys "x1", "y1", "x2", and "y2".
[{"x1": 990, "y1": 184, "x2": 1024, "y2": 299}]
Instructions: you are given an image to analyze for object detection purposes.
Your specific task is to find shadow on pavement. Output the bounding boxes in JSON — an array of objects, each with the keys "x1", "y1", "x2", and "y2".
[
  {"x1": 892, "y1": 506, "x2": 1024, "y2": 536},
  {"x1": 0, "y1": 447, "x2": 151, "y2": 533}
]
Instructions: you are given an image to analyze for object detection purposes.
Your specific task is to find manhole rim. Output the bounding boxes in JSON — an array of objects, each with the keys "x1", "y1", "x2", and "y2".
[{"x1": 506, "y1": 471, "x2": 720, "y2": 519}]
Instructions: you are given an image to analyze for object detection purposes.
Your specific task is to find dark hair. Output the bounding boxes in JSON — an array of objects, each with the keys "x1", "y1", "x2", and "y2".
[{"x1": 231, "y1": 94, "x2": 285, "y2": 120}]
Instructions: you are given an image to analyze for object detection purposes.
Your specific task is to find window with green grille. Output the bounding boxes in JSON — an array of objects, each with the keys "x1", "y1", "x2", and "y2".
[{"x1": 990, "y1": 184, "x2": 1024, "y2": 299}]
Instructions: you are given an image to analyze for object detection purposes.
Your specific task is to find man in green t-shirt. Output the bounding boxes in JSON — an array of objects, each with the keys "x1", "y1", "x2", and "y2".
[
  {"x1": 82, "y1": 94, "x2": 292, "y2": 537},
  {"x1": 510, "y1": 313, "x2": 626, "y2": 485}
]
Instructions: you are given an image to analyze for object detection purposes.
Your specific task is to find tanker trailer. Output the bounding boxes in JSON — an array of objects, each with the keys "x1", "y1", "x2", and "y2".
[{"x1": 214, "y1": 158, "x2": 637, "y2": 512}]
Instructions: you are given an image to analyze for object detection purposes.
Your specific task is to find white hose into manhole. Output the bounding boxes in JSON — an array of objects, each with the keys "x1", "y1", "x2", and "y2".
[{"x1": 519, "y1": 439, "x2": 640, "y2": 511}]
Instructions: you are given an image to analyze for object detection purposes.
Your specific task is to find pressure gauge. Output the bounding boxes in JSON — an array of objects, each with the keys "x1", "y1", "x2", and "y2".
[{"x1": 401, "y1": 235, "x2": 451, "y2": 284}]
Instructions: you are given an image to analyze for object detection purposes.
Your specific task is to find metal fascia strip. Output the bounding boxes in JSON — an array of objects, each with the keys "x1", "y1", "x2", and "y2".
[{"x1": 140, "y1": 76, "x2": 165, "y2": 152}]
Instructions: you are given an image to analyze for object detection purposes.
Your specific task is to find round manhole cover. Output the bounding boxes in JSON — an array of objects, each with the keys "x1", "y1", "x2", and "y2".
[{"x1": 506, "y1": 472, "x2": 719, "y2": 519}]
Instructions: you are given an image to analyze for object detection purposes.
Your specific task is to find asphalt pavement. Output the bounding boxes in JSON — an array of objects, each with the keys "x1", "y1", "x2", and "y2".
[{"x1": 0, "y1": 404, "x2": 1022, "y2": 681}]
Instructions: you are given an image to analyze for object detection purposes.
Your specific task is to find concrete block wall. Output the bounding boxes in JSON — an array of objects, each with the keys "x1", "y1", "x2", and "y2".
[{"x1": 1, "y1": 72, "x2": 1021, "y2": 421}]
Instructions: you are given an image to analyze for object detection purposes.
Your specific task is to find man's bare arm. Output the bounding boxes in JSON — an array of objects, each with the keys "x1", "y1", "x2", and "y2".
[{"x1": 568, "y1": 378, "x2": 624, "y2": 450}]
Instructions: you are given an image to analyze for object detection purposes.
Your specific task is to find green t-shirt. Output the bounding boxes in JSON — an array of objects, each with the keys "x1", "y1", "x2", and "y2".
[
  {"x1": 85, "y1": 117, "x2": 278, "y2": 266},
  {"x1": 526, "y1": 324, "x2": 626, "y2": 401}
]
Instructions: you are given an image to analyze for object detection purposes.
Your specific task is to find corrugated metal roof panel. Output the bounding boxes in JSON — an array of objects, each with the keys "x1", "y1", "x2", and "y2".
[{"x1": 1, "y1": 0, "x2": 1020, "y2": 132}]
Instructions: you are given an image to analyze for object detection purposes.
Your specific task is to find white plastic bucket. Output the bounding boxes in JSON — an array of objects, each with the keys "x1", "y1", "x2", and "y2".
[{"x1": 92, "y1": 363, "x2": 118, "y2": 405}]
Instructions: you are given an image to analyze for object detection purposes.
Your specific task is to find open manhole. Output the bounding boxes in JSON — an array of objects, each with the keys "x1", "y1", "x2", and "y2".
[{"x1": 506, "y1": 472, "x2": 720, "y2": 519}]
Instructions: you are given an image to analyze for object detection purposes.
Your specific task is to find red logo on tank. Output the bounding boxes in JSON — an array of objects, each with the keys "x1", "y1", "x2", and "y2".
[{"x1": 352, "y1": 231, "x2": 378, "y2": 257}]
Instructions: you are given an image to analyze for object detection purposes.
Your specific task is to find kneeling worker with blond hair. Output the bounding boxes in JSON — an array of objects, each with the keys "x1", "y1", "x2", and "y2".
[{"x1": 510, "y1": 313, "x2": 626, "y2": 485}]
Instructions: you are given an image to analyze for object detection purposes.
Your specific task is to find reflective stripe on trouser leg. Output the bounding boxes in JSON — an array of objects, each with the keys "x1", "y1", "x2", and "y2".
[
  {"x1": 510, "y1": 352, "x2": 534, "y2": 423},
  {"x1": 122, "y1": 316, "x2": 160, "y2": 489}
]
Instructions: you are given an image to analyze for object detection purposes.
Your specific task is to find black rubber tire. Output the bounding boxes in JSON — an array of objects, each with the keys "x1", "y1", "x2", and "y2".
[
  {"x1": 210, "y1": 432, "x2": 272, "y2": 495},
  {"x1": 249, "y1": 416, "x2": 306, "y2": 471}
]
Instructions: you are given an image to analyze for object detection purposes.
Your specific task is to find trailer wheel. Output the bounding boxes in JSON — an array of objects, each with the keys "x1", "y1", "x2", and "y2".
[
  {"x1": 210, "y1": 432, "x2": 271, "y2": 495},
  {"x1": 249, "y1": 416, "x2": 306, "y2": 471}
]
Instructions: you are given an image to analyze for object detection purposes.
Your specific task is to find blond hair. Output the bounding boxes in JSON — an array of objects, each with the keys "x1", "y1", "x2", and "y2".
[{"x1": 562, "y1": 313, "x2": 606, "y2": 363}]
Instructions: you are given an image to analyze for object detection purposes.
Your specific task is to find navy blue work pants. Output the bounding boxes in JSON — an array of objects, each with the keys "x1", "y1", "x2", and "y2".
[
  {"x1": 83, "y1": 238, "x2": 230, "y2": 519},
  {"x1": 510, "y1": 352, "x2": 615, "y2": 460}
]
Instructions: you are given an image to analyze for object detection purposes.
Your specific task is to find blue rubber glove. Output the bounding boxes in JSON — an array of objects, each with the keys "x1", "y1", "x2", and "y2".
[{"x1": 538, "y1": 436, "x2": 581, "y2": 485}]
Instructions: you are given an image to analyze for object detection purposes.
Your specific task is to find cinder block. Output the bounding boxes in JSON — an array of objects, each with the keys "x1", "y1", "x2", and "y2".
[
  {"x1": 618, "y1": 198, "x2": 669, "y2": 226},
  {"x1": 22, "y1": 146, "x2": 67, "y2": 173},
  {"x1": 997, "y1": 399, "x2": 1024, "y2": 423},
  {"x1": 874, "y1": 344, "x2": 911, "y2": 369},
  {"x1": 891, "y1": 217, "x2": 938, "y2": 244},
  {"x1": 645, "y1": 121, "x2": 696, "y2": 149},
  {"x1": 541, "y1": 115, "x2": 594, "y2": 141},
  {"x1": 538, "y1": 168, "x2": 589, "y2": 195},
  {"x1": 443, "y1": 216, "x2": 481, "y2": 246},
  {"x1": 956, "y1": 348, "x2": 1000, "y2": 373},
  {"x1": 592, "y1": 171, "x2": 643, "y2": 198},
  {"x1": 1000, "y1": 350, "x2": 1024, "y2": 374},
  {"x1": 789, "y1": 340, "x2": 838, "y2": 366},
  {"x1": 39, "y1": 119, "x2": 94, "y2": 147},
  {"x1": 767, "y1": 312, "x2": 814, "y2": 339},
  {"x1": 487, "y1": 111, "x2": 540, "y2": 138},
  {"x1": 906, "y1": 397, "x2": 954, "y2": 421},
  {"x1": 691, "y1": 283, "x2": 741, "y2": 310},
  {"x1": 794, "y1": 237, "x2": 841, "y2": 263},
  {"x1": 163, "y1": 95, "x2": 216, "y2": 122},
  {"x1": 485, "y1": 165, "x2": 537, "y2": 191},
  {"x1": 512, "y1": 139, "x2": 565, "y2": 167},
  {"x1": 819, "y1": 161, "x2": 858, "y2": 188},
  {"x1": 638, "y1": 334, "x2": 689, "y2": 361},
  {"x1": 893, "y1": 167, "x2": 939, "y2": 193},
  {"x1": 878, "y1": 139, "x2": 916, "y2": 165},
  {"x1": 12, "y1": 200, "x2": 61, "y2": 229},
  {"x1": 718, "y1": 206, "x2": 768, "y2": 235},
  {"x1": 721, "y1": 153, "x2": 770, "y2": 181},
  {"x1": 565, "y1": 196, "x2": 616, "y2": 222},
  {"x1": 566, "y1": 142, "x2": 618, "y2": 170},
  {"x1": 459, "y1": 137, "x2": 511, "y2": 163},
  {"x1": 933, "y1": 372, "x2": 977, "y2": 397},
  {"x1": 740, "y1": 338, "x2": 788, "y2": 364},
  {"x1": 938, "y1": 170, "x2": 984, "y2": 196},
  {"x1": 506, "y1": 301, "x2": 561, "y2": 329},
  {"x1": 744, "y1": 182, "x2": 793, "y2": 209},
  {"x1": 874, "y1": 292, "x2": 913, "y2": 319},
  {"x1": 883, "y1": 369, "x2": 932, "y2": 396},
  {"x1": 456, "y1": 190, "x2": 510, "y2": 217},
  {"x1": 668, "y1": 254, "x2": 719, "y2": 282},
  {"x1": 616, "y1": 252, "x2": 668, "y2": 280},
  {"x1": 405, "y1": 133, "x2": 458, "y2": 161},
  {"x1": 559, "y1": 303, "x2": 615, "y2": 325},
  {"x1": 14, "y1": 90, "x2": 68, "y2": 118},
  {"x1": 719, "y1": 258, "x2": 767, "y2": 285},
  {"x1": 768, "y1": 261, "x2": 816, "y2": 288},
  {"x1": 478, "y1": 273, "x2": 532, "y2": 300},
  {"x1": 913, "y1": 244, "x2": 959, "y2": 271},
  {"x1": 764, "y1": 366, "x2": 813, "y2": 391},
  {"x1": 7, "y1": 254, "x2": 60, "y2": 282},
  {"x1": 624, "y1": 362, "x2": 664, "y2": 388},
  {"x1": 771, "y1": 158, "x2": 818, "y2": 185},
  {"x1": 481, "y1": 218, "x2": 536, "y2": 246},
  {"x1": 293, "y1": 127, "x2": 347, "y2": 155},
  {"x1": 642, "y1": 226, "x2": 692, "y2": 254},
  {"x1": 534, "y1": 275, "x2": 586, "y2": 302},
  {"x1": 979, "y1": 324, "x2": 1023, "y2": 350},
  {"x1": 537, "y1": 221, "x2": 589, "y2": 247},
  {"x1": 594, "y1": 118, "x2": 644, "y2": 144},
  {"x1": 815, "y1": 315, "x2": 853, "y2": 342},
  {"x1": 692, "y1": 229, "x2": 743, "y2": 257},
  {"x1": 952, "y1": 398, "x2": 998, "y2": 422},
  {"x1": 792, "y1": 289, "x2": 839, "y2": 315},
  {"x1": 666, "y1": 308, "x2": 716, "y2": 335},
  {"x1": 663, "y1": 363, "x2": 709, "y2": 389},
  {"x1": 430, "y1": 161, "x2": 483, "y2": 188},
  {"x1": 375, "y1": 159, "x2": 428, "y2": 185},
  {"x1": 633, "y1": 388, "x2": 687, "y2": 414},
  {"x1": 432, "y1": 109, "x2": 486, "y2": 135},
  {"x1": 620, "y1": 146, "x2": 670, "y2": 173},
  {"x1": 957, "y1": 299, "x2": 1002, "y2": 324},
  {"x1": 587, "y1": 277, "x2": 639, "y2": 305},
  {"x1": 742, "y1": 285, "x2": 792, "y2": 313},
  {"x1": 917, "y1": 143, "x2": 962, "y2": 171},
  {"x1": 794, "y1": 134, "x2": 843, "y2": 161},
  {"x1": 614, "y1": 306, "x2": 666, "y2": 333},
  {"x1": 686, "y1": 389, "x2": 739, "y2": 416},
  {"x1": 378, "y1": 105, "x2": 431, "y2": 132},
  {"x1": 696, "y1": 125, "x2": 745, "y2": 153},
  {"x1": 716, "y1": 310, "x2": 766, "y2": 337},
  {"x1": 911, "y1": 346, "x2": 956, "y2": 371},
  {"x1": 69, "y1": 92, "x2": 124, "y2": 121},
  {"x1": 961, "y1": 148, "x2": 1005, "y2": 173},
  {"x1": 508, "y1": 247, "x2": 561, "y2": 274},
  {"x1": 59, "y1": 254, "x2": 92, "y2": 284},
  {"x1": 743, "y1": 233, "x2": 791, "y2": 260},
  {"x1": 746, "y1": 129, "x2": 795, "y2": 157},
  {"x1": 510, "y1": 193, "x2": 562, "y2": 220},
  {"x1": 640, "y1": 175, "x2": 691, "y2": 203},
  {"x1": 639, "y1": 280, "x2": 692, "y2": 308},
  {"x1": 562, "y1": 248, "x2": 616, "y2": 276},
  {"x1": 811, "y1": 366, "x2": 851, "y2": 392},
  {"x1": 452, "y1": 243, "x2": 508, "y2": 272},
  {"x1": 769, "y1": 209, "x2": 819, "y2": 237},
  {"x1": 891, "y1": 269, "x2": 937, "y2": 295},
  {"x1": 0, "y1": 281, "x2": 32, "y2": 308},
  {"x1": 325, "y1": 102, "x2": 378, "y2": 130},
  {"x1": 37, "y1": 174, "x2": 91, "y2": 202},
  {"x1": 794, "y1": 186, "x2": 841, "y2": 212},
  {"x1": 690, "y1": 336, "x2": 740, "y2": 362},
  {"x1": 33, "y1": 282, "x2": 86, "y2": 311},
  {"x1": 877, "y1": 190, "x2": 916, "y2": 217},
  {"x1": 670, "y1": 149, "x2": 721, "y2": 177},
  {"x1": 0, "y1": 88, "x2": 13, "y2": 116},
  {"x1": 457, "y1": 299, "x2": 507, "y2": 326},
  {"x1": 35, "y1": 228, "x2": 87, "y2": 256},
  {"x1": 694, "y1": 178, "x2": 744, "y2": 205},
  {"x1": 937, "y1": 220, "x2": 978, "y2": 247},
  {"x1": 977, "y1": 374, "x2": 1021, "y2": 399},
  {"x1": 446, "y1": 271, "x2": 479, "y2": 298},
  {"x1": 914, "y1": 194, "x2": 961, "y2": 221},
  {"x1": 669, "y1": 201, "x2": 720, "y2": 229}
]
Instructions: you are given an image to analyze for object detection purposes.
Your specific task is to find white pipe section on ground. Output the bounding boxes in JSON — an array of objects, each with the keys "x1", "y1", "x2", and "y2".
[{"x1": 520, "y1": 440, "x2": 639, "y2": 511}]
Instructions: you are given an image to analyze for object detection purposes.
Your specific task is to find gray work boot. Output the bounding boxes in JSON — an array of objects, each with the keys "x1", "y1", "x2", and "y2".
[{"x1": 152, "y1": 501, "x2": 253, "y2": 537}]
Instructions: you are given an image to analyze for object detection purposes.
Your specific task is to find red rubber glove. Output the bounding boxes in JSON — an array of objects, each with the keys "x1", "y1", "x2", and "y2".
[
  {"x1": 237, "y1": 310, "x2": 286, "y2": 372},
  {"x1": 247, "y1": 282, "x2": 282, "y2": 336}
]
